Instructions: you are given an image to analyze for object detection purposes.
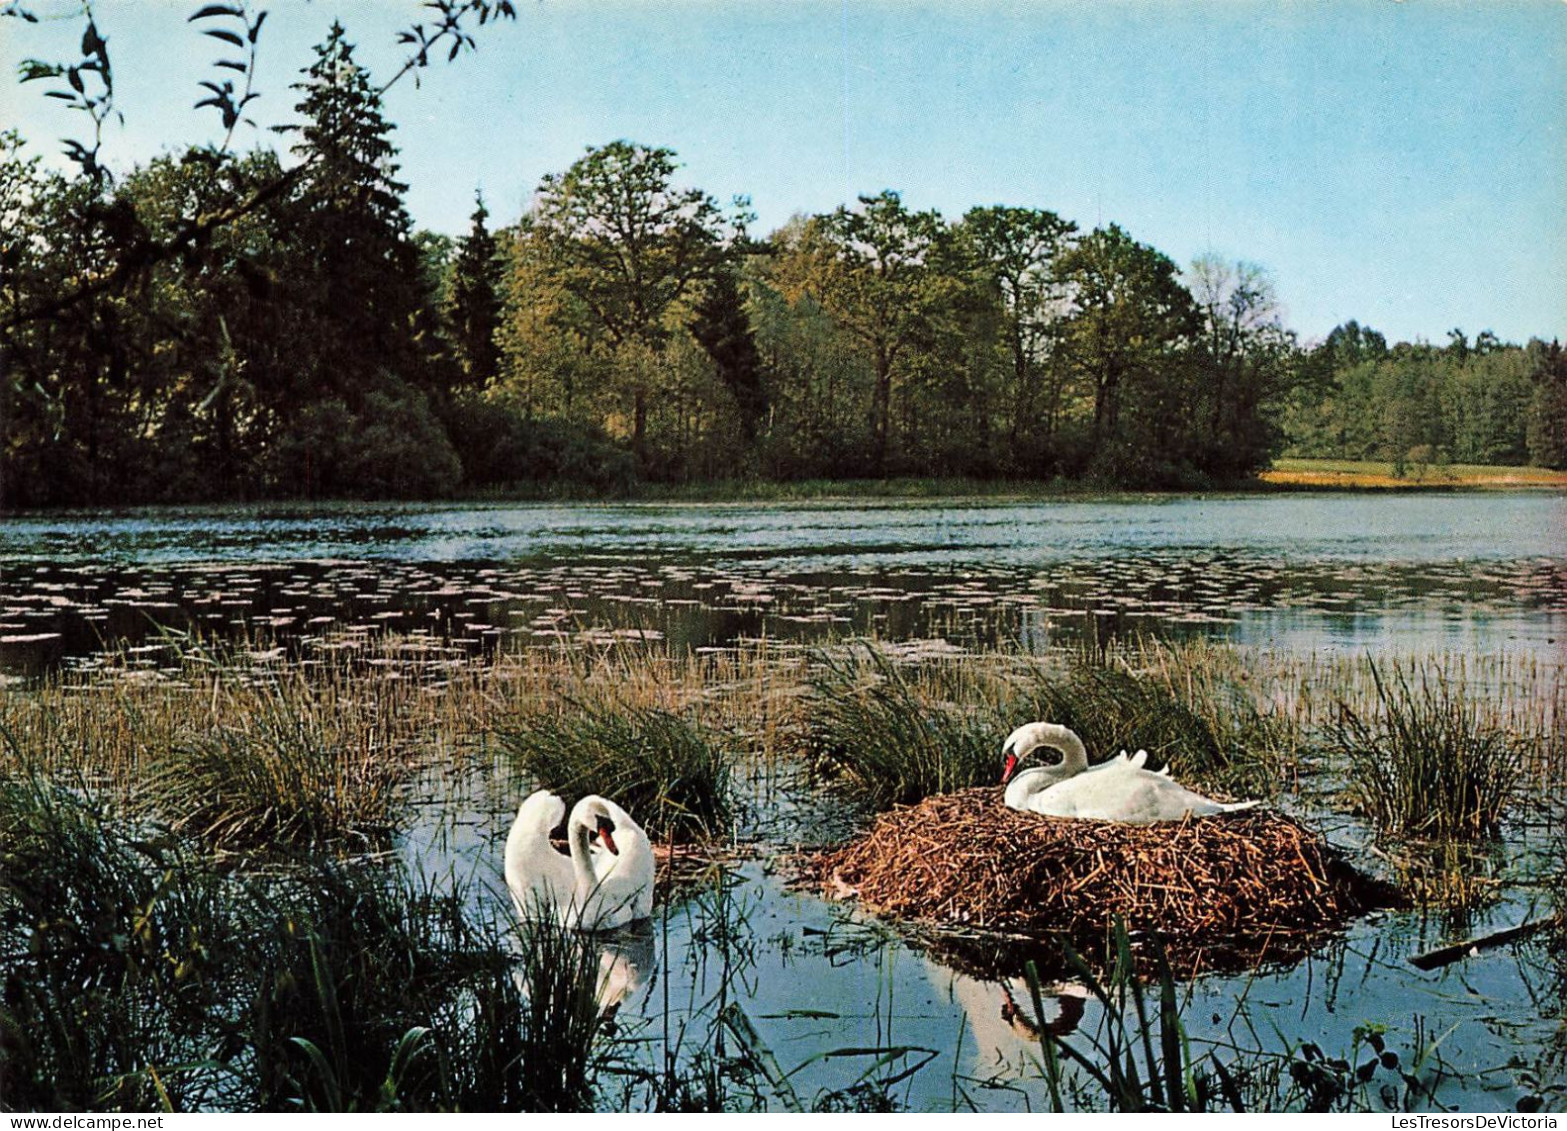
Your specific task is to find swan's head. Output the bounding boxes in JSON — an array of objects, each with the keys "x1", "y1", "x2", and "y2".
[
  {"x1": 1000, "y1": 722, "x2": 1087, "y2": 784},
  {"x1": 573, "y1": 795, "x2": 624, "y2": 855}
]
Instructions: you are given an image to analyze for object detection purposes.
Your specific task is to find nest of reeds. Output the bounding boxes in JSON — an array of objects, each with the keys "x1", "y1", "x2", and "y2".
[{"x1": 816, "y1": 788, "x2": 1398, "y2": 969}]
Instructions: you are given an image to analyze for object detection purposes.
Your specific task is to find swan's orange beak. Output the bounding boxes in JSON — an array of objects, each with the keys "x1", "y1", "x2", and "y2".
[
  {"x1": 596, "y1": 815, "x2": 619, "y2": 855},
  {"x1": 1001, "y1": 751, "x2": 1017, "y2": 784}
]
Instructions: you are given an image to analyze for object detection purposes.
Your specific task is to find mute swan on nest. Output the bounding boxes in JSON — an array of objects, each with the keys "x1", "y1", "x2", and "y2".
[{"x1": 1000, "y1": 722, "x2": 1260, "y2": 823}]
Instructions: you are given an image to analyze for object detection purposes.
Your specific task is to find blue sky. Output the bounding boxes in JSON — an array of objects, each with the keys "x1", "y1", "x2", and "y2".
[{"x1": 3, "y1": 0, "x2": 1563, "y2": 345}]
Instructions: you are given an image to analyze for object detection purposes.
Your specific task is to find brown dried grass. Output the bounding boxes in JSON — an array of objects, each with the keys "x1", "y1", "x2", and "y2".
[{"x1": 818, "y1": 788, "x2": 1396, "y2": 949}]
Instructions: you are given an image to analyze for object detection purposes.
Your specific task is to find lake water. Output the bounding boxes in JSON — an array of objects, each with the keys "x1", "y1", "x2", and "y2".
[
  {"x1": 4, "y1": 491, "x2": 1564, "y2": 1110},
  {"x1": 4, "y1": 493, "x2": 1564, "y2": 675}
]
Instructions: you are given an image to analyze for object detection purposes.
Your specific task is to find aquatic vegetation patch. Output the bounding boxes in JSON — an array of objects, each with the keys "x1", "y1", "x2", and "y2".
[
  {"x1": 244, "y1": 866, "x2": 611, "y2": 1113},
  {"x1": 147, "y1": 701, "x2": 408, "y2": 852},
  {"x1": 807, "y1": 648, "x2": 1005, "y2": 807},
  {"x1": 0, "y1": 776, "x2": 240, "y2": 1111},
  {"x1": 499, "y1": 704, "x2": 734, "y2": 842},
  {"x1": 1027, "y1": 922, "x2": 1449, "y2": 1113},
  {"x1": 1334, "y1": 661, "x2": 1524, "y2": 840},
  {"x1": 815, "y1": 787, "x2": 1398, "y2": 972},
  {"x1": 0, "y1": 775, "x2": 617, "y2": 1112}
]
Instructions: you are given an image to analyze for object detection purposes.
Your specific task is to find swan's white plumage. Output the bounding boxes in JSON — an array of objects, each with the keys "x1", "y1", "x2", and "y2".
[
  {"x1": 503, "y1": 789, "x2": 575, "y2": 921},
  {"x1": 565, "y1": 794, "x2": 655, "y2": 931},
  {"x1": 1000, "y1": 721, "x2": 1259, "y2": 823}
]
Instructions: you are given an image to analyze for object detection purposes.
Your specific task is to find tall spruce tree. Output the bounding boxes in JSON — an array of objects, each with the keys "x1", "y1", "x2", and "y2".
[
  {"x1": 447, "y1": 193, "x2": 504, "y2": 389},
  {"x1": 266, "y1": 23, "x2": 458, "y2": 497},
  {"x1": 690, "y1": 269, "x2": 766, "y2": 440},
  {"x1": 283, "y1": 22, "x2": 426, "y2": 409}
]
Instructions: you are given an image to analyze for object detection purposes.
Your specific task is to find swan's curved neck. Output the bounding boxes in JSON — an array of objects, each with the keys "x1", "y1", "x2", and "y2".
[
  {"x1": 506, "y1": 809, "x2": 547, "y2": 855},
  {"x1": 1034, "y1": 727, "x2": 1088, "y2": 774},
  {"x1": 568, "y1": 819, "x2": 599, "y2": 891}
]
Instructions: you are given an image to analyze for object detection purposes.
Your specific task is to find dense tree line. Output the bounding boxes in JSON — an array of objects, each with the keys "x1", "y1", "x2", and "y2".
[
  {"x1": 1283, "y1": 324, "x2": 1567, "y2": 472},
  {"x1": 3, "y1": 19, "x2": 1562, "y2": 508}
]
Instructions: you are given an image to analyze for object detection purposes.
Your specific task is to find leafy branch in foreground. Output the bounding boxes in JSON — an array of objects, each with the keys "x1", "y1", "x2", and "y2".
[{"x1": 0, "y1": 0, "x2": 517, "y2": 336}]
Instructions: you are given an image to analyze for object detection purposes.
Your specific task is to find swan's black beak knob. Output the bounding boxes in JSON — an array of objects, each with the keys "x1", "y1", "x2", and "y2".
[{"x1": 596, "y1": 814, "x2": 620, "y2": 855}]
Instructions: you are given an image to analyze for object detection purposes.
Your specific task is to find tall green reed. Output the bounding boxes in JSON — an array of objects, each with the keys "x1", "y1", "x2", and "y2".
[
  {"x1": 499, "y1": 703, "x2": 733, "y2": 842},
  {"x1": 1334, "y1": 660, "x2": 1522, "y2": 839},
  {"x1": 0, "y1": 773, "x2": 240, "y2": 1111},
  {"x1": 0, "y1": 765, "x2": 616, "y2": 1113},
  {"x1": 807, "y1": 648, "x2": 1003, "y2": 807},
  {"x1": 246, "y1": 868, "x2": 610, "y2": 1112},
  {"x1": 1029, "y1": 921, "x2": 1229, "y2": 1113}
]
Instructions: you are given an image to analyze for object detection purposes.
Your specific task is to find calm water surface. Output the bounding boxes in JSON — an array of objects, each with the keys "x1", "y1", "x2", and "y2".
[
  {"x1": 4, "y1": 493, "x2": 1564, "y2": 672},
  {"x1": 4, "y1": 492, "x2": 1565, "y2": 565},
  {"x1": 5, "y1": 492, "x2": 1564, "y2": 1110}
]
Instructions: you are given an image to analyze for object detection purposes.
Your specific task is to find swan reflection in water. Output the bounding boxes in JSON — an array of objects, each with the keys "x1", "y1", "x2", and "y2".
[
  {"x1": 505, "y1": 916, "x2": 657, "y2": 1021},
  {"x1": 591, "y1": 926, "x2": 656, "y2": 1019},
  {"x1": 924, "y1": 958, "x2": 1088, "y2": 1076}
]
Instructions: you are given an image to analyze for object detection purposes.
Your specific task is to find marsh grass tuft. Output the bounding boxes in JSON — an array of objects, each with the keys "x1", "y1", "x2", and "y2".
[
  {"x1": 1014, "y1": 642, "x2": 1282, "y2": 793},
  {"x1": 508, "y1": 897, "x2": 610, "y2": 1112},
  {"x1": 240, "y1": 863, "x2": 620, "y2": 1112},
  {"x1": 807, "y1": 648, "x2": 1003, "y2": 807},
  {"x1": 146, "y1": 697, "x2": 407, "y2": 852},
  {"x1": 0, "y1": 773, "x2": 237, "y2": 1111},
  {"x1": 1334, "y1": 660, "x2": 1522, "y2": 840},
  {"x1": 0, "y1": 768, "x2": 615, "y2": 1112},
  {"x1": 500, "y1": 703, "x2": 733, "y2": 842},
  {"x1": 246, "y1": 866, "x2": 608, "y2": 1112}
]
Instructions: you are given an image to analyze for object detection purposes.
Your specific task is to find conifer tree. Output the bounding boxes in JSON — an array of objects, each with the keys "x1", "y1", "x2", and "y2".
[
  {"x1": 282, "y1": 22, "x2": 427, "y2": 409},
  {"x1": 447, "y1": 193, "x2": 504, "y2": 389},
  {"x1": 266, "y1": 23, "x2": 458, "y2": 497},
  {"x1": 690, "y1": 269, "x2": 766, "y2": 440}
]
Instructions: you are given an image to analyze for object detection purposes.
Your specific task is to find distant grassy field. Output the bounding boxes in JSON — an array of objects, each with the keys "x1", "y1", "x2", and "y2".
[{"x1": 1262, "y1": 458, "x2": 1567, "y2": 490}]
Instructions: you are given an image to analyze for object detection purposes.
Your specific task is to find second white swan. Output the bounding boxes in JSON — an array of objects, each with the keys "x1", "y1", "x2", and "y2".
[
  {"x1": 565, "y1": 794, "x2": 656, "y2": 931},
  {"x1": 999, "y1": 721, "x2": 1260, "y2": 823}
]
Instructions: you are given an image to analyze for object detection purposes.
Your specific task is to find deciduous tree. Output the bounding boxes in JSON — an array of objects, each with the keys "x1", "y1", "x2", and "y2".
[
  {"x1": 525, "y1": 140, "x2": 745, "y2": 464},
  {"x1": 1056, "y1": 224, "x2": 1199, "y2": 475},
  {"x1": 958, "y1": 205, "x2": 1077, "y2": 448},
  {"x1": 773, "y1": 191, "x2": 953, "y2": 475}
]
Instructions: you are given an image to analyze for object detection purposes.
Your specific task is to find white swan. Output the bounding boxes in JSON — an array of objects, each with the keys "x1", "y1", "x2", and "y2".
[
  {"x1": 999, "y1": 721, "x2": 1260, "y2": 823},
  {"x1": 503, "y1": 789, "x2": 575, "y2": 921},
  {"x1": 564, "y1": 794, "x2": 655, "y2": 931}
]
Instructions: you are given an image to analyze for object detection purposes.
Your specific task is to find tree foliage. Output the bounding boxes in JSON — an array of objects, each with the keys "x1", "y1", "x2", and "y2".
[
  {"x1": 1052, "y1": 225, "x2": 1202, "y2": 482},
  {"x1": 446, "y1": 194, "x2": 504, "y2": 389},
  {"x1": 518, "y1": 140, "x2": 746, "y2": 465},
  {"x1": 770, "y1": 191, "x2": 953, "y2": 474},
  {"x1": 1280, "y1": 326, "x2": 1557, "y2": 474},
  {"x1": 0, "y1": 1, "x2": 515, "y2": 507},
  {"x1": 958, "y1": 205, "x2": 1078, "y2": 451},
  {"x1": 2, "y1": 6, "x2": 1558, "y2": 505}
]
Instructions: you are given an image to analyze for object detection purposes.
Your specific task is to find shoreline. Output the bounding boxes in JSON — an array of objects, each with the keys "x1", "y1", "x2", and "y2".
[{"x1": 3, "y1": 461, "x2": 1563, "y2": 516}]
